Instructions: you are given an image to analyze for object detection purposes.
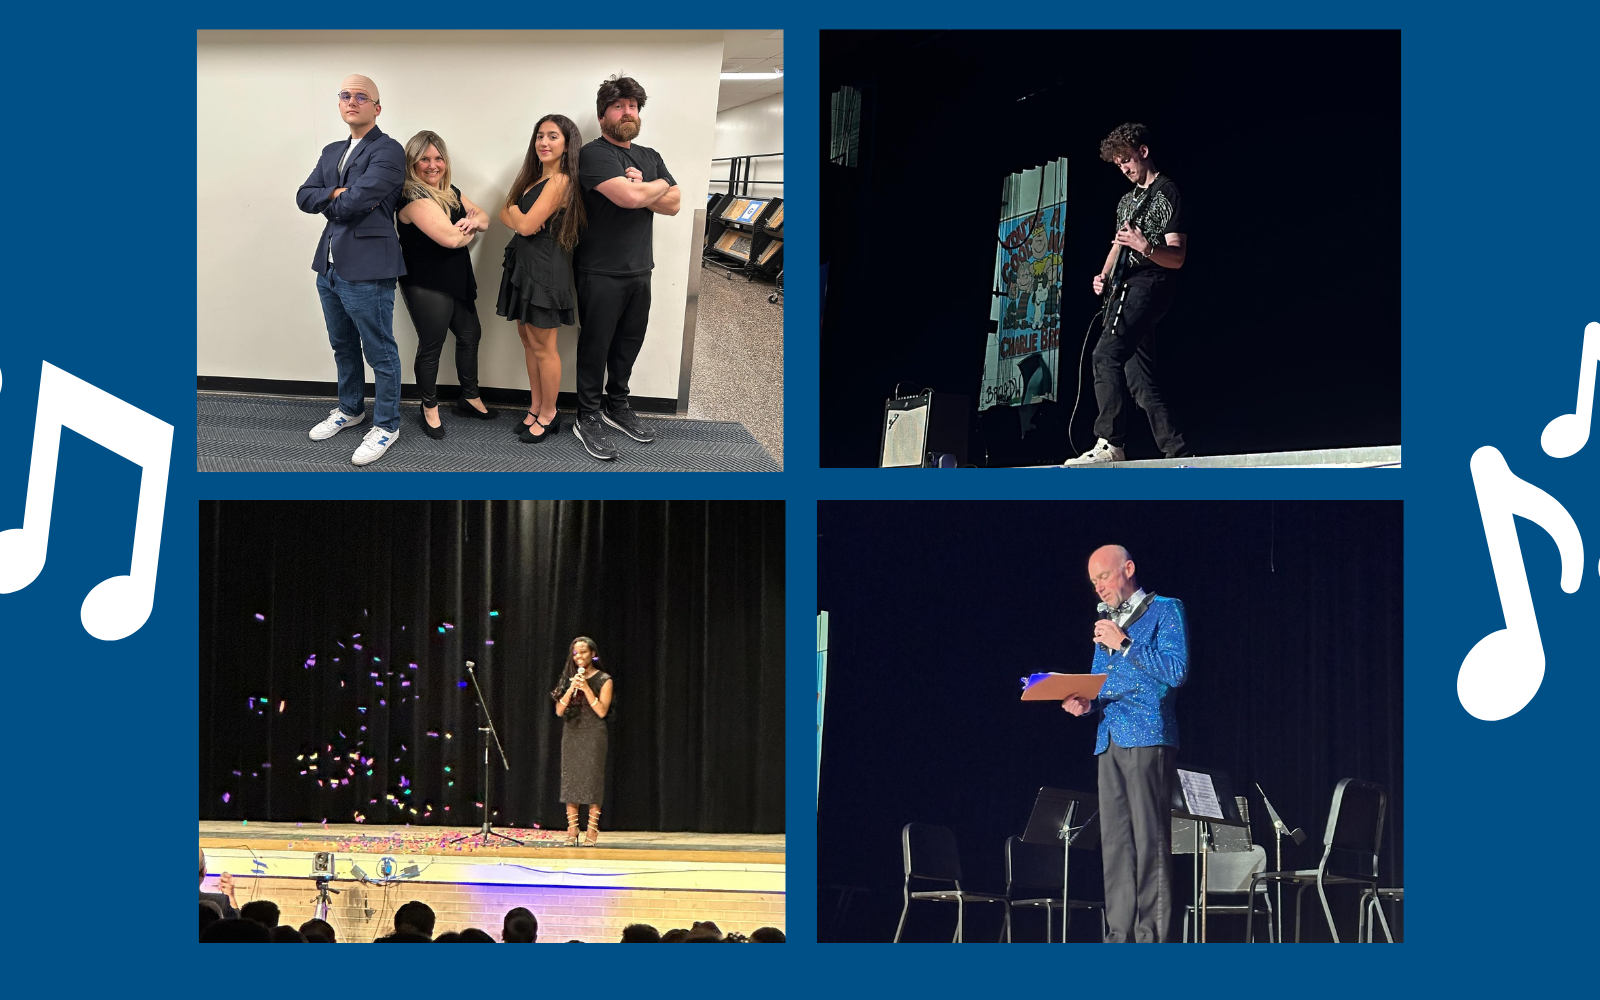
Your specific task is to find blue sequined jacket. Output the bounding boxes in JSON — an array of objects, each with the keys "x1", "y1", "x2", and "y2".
[{"x1": 1090, "y1": 595, "x2": 1189, "y2": 753}]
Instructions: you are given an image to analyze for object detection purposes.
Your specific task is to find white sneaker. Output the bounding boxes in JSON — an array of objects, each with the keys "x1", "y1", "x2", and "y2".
[
  {"x1": 351, "y1": 425, "x2": 399, "y2": 466},
  {"x1": 1062, "y1": 437, "x2": 1126, "y2": 466},
  {"x1": 309, "y1": 407, "x2": 368, "y2": 441}
]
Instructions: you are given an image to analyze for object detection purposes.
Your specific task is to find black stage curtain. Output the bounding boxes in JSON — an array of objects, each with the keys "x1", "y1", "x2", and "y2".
[
  {"x1": 817, "y1": 500, "x2": 1401, "y2": 941},
  {"x1": 200, "y1": 500, "x2": 785, "y2": 834}
]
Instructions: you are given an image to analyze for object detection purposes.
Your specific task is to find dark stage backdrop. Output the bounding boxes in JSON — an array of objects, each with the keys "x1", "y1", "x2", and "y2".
[
  {"x1": 200, "y1": 500, "x2": 785, "y2": 834},
  {"x1": 817, "y1": 501, "x2": 1402, "y2": 942},
  {"x1": 821, "y1": 31, "x2": 1401, "y2": 466}
]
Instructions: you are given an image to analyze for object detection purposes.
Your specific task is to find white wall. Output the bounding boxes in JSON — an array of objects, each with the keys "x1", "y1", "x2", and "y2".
[
  {"x1": 712, "y1": 93, "x2": 783, "y2": 200},
  {"x1": 197, "y1": 29, "x2": 724, "y2": 402}
]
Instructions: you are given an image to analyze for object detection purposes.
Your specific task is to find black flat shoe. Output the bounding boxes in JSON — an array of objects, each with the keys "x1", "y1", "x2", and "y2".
[
  {"x1": 518, "y1": 412, "x2": 556, "y2": 444},
  {"x1": 418, "y1": 408, "x2": 446, "y2": 440},
  {"x1": 454, "y1": 397, "x2": 498, "y2": 420}
]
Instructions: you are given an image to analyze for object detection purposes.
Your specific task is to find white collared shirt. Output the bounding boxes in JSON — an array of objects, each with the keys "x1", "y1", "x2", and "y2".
[{"x1": 328, "y1": 136, "x2": 362, "y2": 265}]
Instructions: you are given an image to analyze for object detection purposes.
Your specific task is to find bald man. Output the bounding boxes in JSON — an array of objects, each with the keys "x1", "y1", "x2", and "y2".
[
  {"x1": 1063, "y1": 545, "x2": 1189, "y2": 942},
  {"x1": 295, "y1": 74, "x2": 408, "y2": 466}
]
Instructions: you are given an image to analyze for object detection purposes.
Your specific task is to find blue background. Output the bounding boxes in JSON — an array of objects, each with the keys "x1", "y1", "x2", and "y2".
[{"x1": 0, "y1": 0, "x2": 1595, "y2": 988}]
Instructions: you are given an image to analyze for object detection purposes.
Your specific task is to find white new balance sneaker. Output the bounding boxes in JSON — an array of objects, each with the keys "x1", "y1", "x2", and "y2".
[
  {"x1": 351, "y1": 425, "x2": 399, "y2": 466},
  {"x1": 1062, "y1": 437, "x2": 1126, "y2": 466},
  {"x1": 309, "y1": 407, "x2": 368, "y2": 441}
]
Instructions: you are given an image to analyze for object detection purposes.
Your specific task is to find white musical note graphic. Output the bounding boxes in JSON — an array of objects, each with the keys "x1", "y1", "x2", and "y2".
[
  {"x1": 1458, "y1": 446, "x2": 1584, "y2": 721},
  {"x1": 0, "y1": 361, "x2": 173, "y2": 641},
  {"x1": 1541, "y1": 321, "x2": 1600, "y2": 458}
]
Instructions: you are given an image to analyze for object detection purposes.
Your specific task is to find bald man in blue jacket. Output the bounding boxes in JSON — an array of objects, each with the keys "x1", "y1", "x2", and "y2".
[{"x1": 1064, "y1": 544, "x2": 1189, "y2": 942}]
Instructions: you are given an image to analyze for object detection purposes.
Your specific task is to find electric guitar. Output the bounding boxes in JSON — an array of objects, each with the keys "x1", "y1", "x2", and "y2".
[{"x1": 1100, "y1": 181, "x2": 1162, "y2": 324}]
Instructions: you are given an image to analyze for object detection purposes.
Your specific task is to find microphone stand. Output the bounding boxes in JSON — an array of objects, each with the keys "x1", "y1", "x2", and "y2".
[
  {"x1": 449, "y1": 662, "x2": 521, "y2": 846},
  {"x1": 1255, "y1": 782, "x2": 1305, "y2": 944}
]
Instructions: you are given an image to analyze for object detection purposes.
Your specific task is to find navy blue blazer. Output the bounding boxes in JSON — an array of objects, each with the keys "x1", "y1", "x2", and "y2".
[{"x1": 295, "y1": 124, "x2": 407, "y2": 281}]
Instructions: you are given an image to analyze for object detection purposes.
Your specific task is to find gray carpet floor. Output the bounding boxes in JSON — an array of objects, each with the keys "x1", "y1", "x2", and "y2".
[
  {"x1": 687, "y1": 268, "x2": 783, "y2": 467},
  {"x1": 197, "y1": 393, "x2": 780, "y2": 472}
]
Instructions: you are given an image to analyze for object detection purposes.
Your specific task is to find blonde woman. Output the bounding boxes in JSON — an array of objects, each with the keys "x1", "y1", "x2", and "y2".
[
  {"x1": 397, "y1": 130, "x2": 496, "y2": 439},
  {"x1": 497, "y1": 114, "x2": 586, "y2": 443}
]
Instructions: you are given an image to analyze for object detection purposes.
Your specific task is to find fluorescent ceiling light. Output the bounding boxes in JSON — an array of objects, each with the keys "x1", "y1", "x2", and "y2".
[{"x1": 721, "y1": 70, "x2": 783, "y2": 80}]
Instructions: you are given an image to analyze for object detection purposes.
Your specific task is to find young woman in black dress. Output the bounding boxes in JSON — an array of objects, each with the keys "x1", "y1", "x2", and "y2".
[
  {"x1": 551, "y1": 635, "x2": 612, "y2": 846},
  {"x1": 497, "y1": 115, "x2": 586, "y2": 444},
  {"x1": 396, "y1": 130, "x2": 497, "y2": 439}
]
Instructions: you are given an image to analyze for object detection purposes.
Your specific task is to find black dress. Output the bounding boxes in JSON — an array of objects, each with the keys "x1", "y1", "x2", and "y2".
[
  {"x1": 496, "y1": 178, "x2": 576, "y2": 329},
  {"x1": 559, "y1": 669, "x2": 609, "y2": 804}
]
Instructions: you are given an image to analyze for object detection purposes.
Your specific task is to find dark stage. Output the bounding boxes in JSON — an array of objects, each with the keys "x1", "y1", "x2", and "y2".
[
  {"x1": 199, "y1": 500, "x2": 785, "y2": 837},
  {"x1": 821, "y1": 31, "x2": 1401, "y2": 467},
  {"x1": 817, "y1": 501, "x2": 1403, "y2": 942}
]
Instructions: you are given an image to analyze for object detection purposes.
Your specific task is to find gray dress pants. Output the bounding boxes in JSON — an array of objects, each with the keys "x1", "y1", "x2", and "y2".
[{"x1": 1097, "y1": 740, "x2": 1176, "y2": 942}]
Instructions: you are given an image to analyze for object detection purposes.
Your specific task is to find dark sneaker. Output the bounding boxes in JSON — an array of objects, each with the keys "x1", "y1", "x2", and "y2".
[
  {"x1": 601, "y1": 400, "x2": 656, "y2": 443},
  {"x1": 573, "y1": 411, "x2": 619, "y2": 461}
]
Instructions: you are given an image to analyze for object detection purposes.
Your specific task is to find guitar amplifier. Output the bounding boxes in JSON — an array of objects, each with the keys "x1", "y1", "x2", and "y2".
[{"x1": 880, "y1": 391, "x2": 968, "y2": 468}]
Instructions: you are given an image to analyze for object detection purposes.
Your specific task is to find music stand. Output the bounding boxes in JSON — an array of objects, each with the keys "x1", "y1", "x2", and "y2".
[
  {"x1": 1022, "y1": 787, "x2": 1100, "y2": 942},
  {"x1": 1170, "y1": 765, "x2": 1247, "y2": 942}
]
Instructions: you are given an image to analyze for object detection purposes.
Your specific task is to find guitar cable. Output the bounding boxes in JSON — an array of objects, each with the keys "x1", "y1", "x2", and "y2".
[{"x1": 1066, "y1": 306, "x2": 1109, "y2": 459}]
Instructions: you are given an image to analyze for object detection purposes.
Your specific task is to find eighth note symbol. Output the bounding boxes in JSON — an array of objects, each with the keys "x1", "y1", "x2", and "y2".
[
  {"x1": 1541, "y1": 321, "x2": 1599, "y2": 458},
  {"x1": 1458, "y1": 447, "x2": 1584, "y2": 721},
  {"x1": 0, "y1": 361, "x2": 174, "y2": 641}
]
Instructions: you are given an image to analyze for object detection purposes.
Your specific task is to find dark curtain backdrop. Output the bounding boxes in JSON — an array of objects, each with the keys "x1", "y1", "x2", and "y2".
[
  {"x1": 200, "y1": 500, "x2": 785, "y2": 833},
  {"x1": 817, "y1": 501, "x2": 1402, "y2": 941}
]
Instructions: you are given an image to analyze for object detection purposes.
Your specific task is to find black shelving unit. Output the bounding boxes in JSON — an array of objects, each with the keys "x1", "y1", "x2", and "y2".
[{"x1": 703, "y1": 153, "x2": 784, "y2": 291}]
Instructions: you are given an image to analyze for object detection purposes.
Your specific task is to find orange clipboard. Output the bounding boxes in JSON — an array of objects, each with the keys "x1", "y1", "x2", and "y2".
[{"x1": 1019, "y1": 672, "x2": 1106, "y2": 702}]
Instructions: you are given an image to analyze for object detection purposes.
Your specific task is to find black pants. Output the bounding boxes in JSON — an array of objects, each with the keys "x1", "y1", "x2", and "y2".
[
  {"x1": 401, "y1": 284, "x2": 482, "y2": 408},
  {"x1": 575, "y1": 271, "x2": 652, "y2": 413},
  {"x1": 1092, "y1": 270, "x2": 1186, "y2": 456},
  {"x1": 1098, "y1": 740, "x2": 1176, "y2": 943}
]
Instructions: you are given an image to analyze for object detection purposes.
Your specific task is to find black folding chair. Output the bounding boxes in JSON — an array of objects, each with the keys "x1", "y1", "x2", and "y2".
[
  {"x1": 1180, "y1": 845, "x2": 1275, "y2": 942},
  {"x1": 1246, "y1": 778, "x2": 1388, "y2": 943},
  {"x1": 1001, "y1": 835, "x2": 1106, "y2": 942},
  {"x1": 1361, "y1": 886, "x2": 1403, "y2": 942},
  {"x1": 893, "y1": 822, "x2": 1006, "y2": 943}
]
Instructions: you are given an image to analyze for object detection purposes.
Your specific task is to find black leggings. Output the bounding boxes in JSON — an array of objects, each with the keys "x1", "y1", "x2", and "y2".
[{"x1": 401, "y1": 284, "x2": 482, "y2": 408}]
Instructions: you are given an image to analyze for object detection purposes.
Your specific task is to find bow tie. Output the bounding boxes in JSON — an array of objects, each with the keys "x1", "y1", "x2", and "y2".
[{"x1": 1108, "y1": 600, "x2": 1134, "y2": 618}]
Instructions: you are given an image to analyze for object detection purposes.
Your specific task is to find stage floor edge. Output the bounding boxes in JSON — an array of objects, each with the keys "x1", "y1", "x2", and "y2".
[
  {"x1": 199, "y1": 823, "x2": 786, "y2": 941},
  {"x1": 1033, "y1": 445, "x2": 1401, "y2": 469}
]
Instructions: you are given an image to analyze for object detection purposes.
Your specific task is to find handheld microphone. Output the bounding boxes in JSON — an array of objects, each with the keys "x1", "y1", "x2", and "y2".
[{"x1": 1096, "y1": 602, "x2": 1112, "y2": 651}]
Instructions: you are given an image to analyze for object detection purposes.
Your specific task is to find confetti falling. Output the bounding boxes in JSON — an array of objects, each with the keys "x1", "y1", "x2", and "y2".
[
  {"x1": 222, "y1": 792, "x2": 231, "y2": 803},
  {"x1": 254, "y1": 613, "x2": 265, "y2": 621}
]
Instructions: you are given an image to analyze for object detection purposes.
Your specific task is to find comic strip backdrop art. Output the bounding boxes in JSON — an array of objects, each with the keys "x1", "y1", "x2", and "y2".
[{"x1": 983, "y1": 158, "x2": 1067, "y2": 419}]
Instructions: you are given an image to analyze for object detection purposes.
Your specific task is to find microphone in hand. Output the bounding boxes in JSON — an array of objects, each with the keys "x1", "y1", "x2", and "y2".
[{"x1": 1095, "y1": 602, "x2": 1112, "y2": 651}]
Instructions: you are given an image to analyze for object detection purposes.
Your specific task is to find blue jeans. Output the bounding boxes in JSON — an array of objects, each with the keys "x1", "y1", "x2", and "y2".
[{"x1": 316, "y1": 266, "x2": 400, "y2": 432}]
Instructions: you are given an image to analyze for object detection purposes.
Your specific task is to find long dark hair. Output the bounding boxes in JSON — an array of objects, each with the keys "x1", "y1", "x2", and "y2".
[
  {"x1": 505, "y1": 114, "x2": 587, "y2": 252},
  {"x1": 550, "y1": 635, "x2": 600, "y2": 702}
]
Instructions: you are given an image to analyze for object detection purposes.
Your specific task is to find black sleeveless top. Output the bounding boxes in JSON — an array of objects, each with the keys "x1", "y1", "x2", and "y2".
[{"x1": 398, "y1": 183, "x2": 478, "y2": 302}]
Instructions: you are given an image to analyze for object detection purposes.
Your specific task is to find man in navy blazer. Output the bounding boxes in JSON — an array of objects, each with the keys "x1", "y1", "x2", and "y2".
[{"x1": 295, "y1": 73, "x2": 407, "y2": 466}]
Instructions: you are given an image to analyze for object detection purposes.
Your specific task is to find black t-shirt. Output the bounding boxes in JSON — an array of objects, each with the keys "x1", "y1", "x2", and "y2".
[
  {"x1": 1116, "y1": 174, "x2": 1184, "y2": 275},
  {"x1": 575, "y1": 137, "x2": 677, "y2": 276},
  {"x1": 398, "y1": 184, "x2": 478, "y2": 302}
]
